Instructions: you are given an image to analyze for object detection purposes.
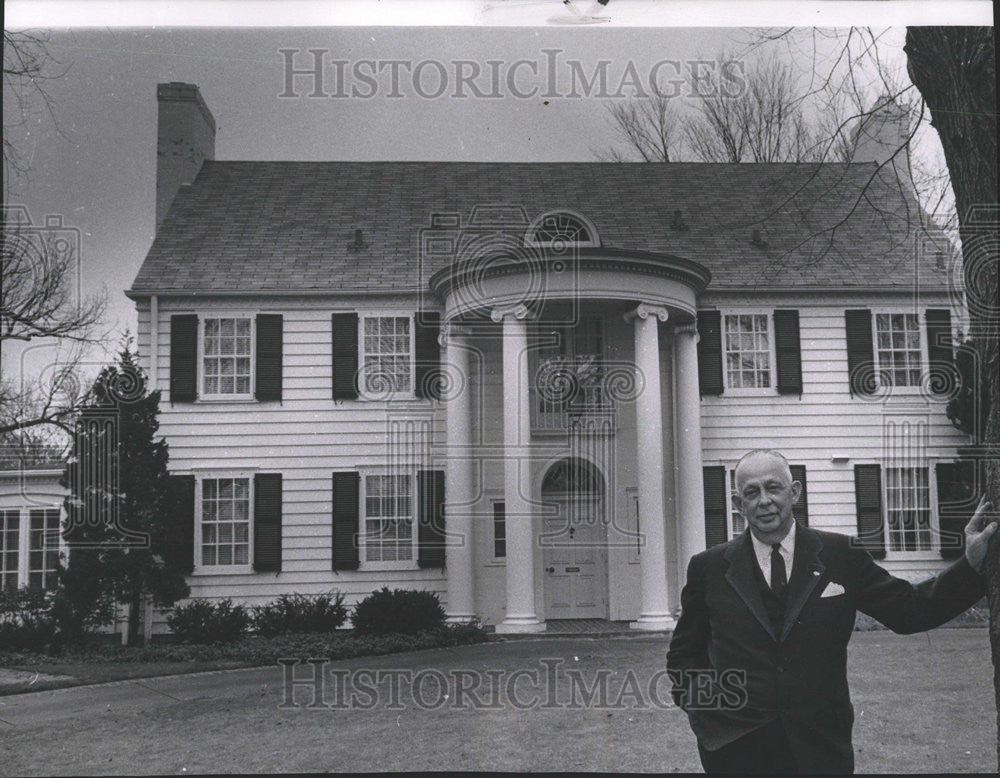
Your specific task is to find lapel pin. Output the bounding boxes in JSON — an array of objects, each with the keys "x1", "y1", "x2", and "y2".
[{"x1": 812, "y1": 570, "x2": 820, "y2": 576}]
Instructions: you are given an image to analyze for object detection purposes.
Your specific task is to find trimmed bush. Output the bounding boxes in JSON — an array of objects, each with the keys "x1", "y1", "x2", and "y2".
[
  {"x1": 351, "y1": 587, "x2": 446, "y2": 636},
  {"x1": 167, "y1": 599, "x2": 250, "y2": 644},
  {"x1": 0, "y1": 619, "x2": 490, "y2": 667},
  {"x1": 0, "y1": 587, "x2": 58, "y2": 652},
  {"x1": 252, "y1": 592, "x2": 347, "y2": 636}
]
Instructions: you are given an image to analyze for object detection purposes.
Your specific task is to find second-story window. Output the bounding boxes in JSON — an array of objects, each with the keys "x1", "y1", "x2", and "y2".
[
  {"x1": 203, "y1": 317, "x2": 253, "y2": 397},
  {"x1": 362, "y1": 316, "x2": 413, "y2": 395},
  {"x1": 874, "y1": 313, "x2": 922, "y2": 387},
  {"x1": 724, "y1": 314, "x2": 771, "y2": 389}
]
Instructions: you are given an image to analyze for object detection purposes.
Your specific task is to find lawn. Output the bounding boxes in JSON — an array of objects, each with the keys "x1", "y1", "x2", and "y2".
[{"x1": 0, "y1": 628, "x2": 994, "y2": 774}]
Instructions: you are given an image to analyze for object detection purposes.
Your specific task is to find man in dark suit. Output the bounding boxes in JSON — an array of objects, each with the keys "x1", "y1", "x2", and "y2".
[{"x1": 667, "y1": 448, "x2": 996, "y2": 774}]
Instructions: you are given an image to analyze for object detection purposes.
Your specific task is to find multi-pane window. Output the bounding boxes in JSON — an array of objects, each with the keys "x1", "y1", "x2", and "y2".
[
  {"x1": 1, "y1": 510, "x2": 20, "y2": 590},
  {"x1": 364, "y1": 475, "x2": 413, "y2": 562},
  {"x1": 875, "y1": 313, "x2": 922, "y2": 387},
  {"x1": 493, "y1": 501, "x2": 506, "y2": 559},
  {"x1": 201, "y1": 477, "x2": 251, "y2": 566},
  {"x1": 724, "y1": 314, "x2": 771, "y2": 389},
  {"x1": 533, "y1": 319, "x2": 606, "y2": 423},
  {"x1": 28, "y1": 508, "x2": 60, "y2": 589},
  {"x1": 203, "y1": 317, "x2": 252, "y2": 395},
  {"x1": 885, "y1": 466, "x2": 932, "y2": 551},
  {"x1": 362, "y1": 316, "x2": 412, "y2": 394}
]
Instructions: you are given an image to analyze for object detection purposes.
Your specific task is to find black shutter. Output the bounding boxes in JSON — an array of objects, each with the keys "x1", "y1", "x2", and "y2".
[
  {"x1": 697, "y1": 310, "x2": 724, "y2": 396},
  {"x1": 170, "y1": 315, "x2": 198, "y2": 403},
  {"x1": 255, "y1": 314, "x2": 283, "y2": 402},
  {"x1": 703, "y1": 465, "x2": 728, "y2": 547},
  {"x1": 935, "y1": 461, "x2": 974, "y2": 559},
  {"x1": 854, "y1": 464, "x2": 885, "y2": 559},
  {"x1": 414, "y1": 311, "x2": 442, "y2": 400},
  {"x1": 331, "y1": 313, "x2": 359, "y2": 400},
  {"x1": 789, "y1": 464, "x2": 809, "y2": 527},
  {"x1": 774, "y1": 309, "x2": 803, "y2": 394},
  {"x1": 417, "y1": 469, "x2": 446, "y2": 568},
  {"x1": 925, "y1": 309, "x2": 953, "y2": 396},
  {"x1": 253, "y1": 473, "x2": 282, "y2": 573},
  {"x1": 845, "y1": 309, "x2": 875, "y2": 395},
  {"x1": 168, "y1": 474, "x2": 195, "y2": 574},
  {"x1": 331, "y1": 471, "x2": 360, "y2": 570}
]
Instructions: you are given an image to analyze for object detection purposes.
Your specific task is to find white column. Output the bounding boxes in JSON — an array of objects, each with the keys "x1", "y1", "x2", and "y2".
[
  {"x1": 443, "y1": 323, "x2": 477, "y2": 623},
  {"x1": 674, "y1": 323, "x2": 706, "y2": 592},
  {"x1": 626, "y1": 303, "x2": 674, "y2": 631},
  {"x1": 492, "y1": 304, "x2": 544, "y2": 633}
]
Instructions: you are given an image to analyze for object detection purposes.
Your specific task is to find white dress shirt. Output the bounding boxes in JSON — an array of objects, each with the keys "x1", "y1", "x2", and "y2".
[{"x1": 750, "y1": 519, "x2": 796, "y2": 587}]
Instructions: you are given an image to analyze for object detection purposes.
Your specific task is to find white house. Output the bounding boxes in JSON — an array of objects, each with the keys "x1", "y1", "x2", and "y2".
[{"x1": 125, "y1": 83, "x2": 976, "y2": 633}]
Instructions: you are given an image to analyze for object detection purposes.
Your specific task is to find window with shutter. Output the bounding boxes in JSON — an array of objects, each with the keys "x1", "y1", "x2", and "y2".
[
  {"x1": 198, "y1": 475, "x2": 252, "y2": 570},
  {"x1": 722, "y1": 313, "x2": 772, "y2": 390},
  {"x1": 359, "y1": 314, "x2": 414, "y2": 397},
  {"x1": 201, "y1": 316, "x2": 254, "y2": 398}
]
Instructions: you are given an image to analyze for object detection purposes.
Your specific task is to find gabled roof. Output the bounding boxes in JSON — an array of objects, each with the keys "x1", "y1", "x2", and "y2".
[{"x1": 128, "y1": 161, "x2": 952, "y2": 297}]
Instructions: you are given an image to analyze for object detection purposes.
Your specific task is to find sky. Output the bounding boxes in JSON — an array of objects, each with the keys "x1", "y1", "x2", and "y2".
[{"x1": 2, "y1": 0, "x2": 990, "y2": 391}]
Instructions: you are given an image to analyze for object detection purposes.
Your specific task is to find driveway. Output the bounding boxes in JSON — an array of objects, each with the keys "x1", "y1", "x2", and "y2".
[{"x1": 0, "y1": 629, "x2": 994, "y2": 774}]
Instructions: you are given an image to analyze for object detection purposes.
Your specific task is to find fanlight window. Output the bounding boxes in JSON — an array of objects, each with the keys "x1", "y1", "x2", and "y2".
[
  {"x1": 542, "y1": 458, "x2": 603, "y2": 495},
  {"x1": 526, "y1": 212, "x2": 598, "y2": 247}
]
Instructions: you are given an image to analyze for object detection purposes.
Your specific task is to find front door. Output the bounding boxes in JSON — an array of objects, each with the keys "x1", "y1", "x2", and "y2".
[{"x1": 542, "y1": 495, "x2": 608, "y2": 619}]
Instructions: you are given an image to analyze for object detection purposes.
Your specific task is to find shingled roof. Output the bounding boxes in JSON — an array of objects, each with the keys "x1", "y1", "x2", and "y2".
[{"x1": 128, "y1": 161, "x2": 952, "y2": 297}]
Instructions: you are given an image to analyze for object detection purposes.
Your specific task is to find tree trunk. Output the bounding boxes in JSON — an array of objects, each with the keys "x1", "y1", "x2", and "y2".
[{"x1": 906, "y1": 26, "x2": 999, "y2": 767}]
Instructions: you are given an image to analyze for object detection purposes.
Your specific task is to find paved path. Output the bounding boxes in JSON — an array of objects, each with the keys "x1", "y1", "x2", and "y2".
[{"x1": 0, "y1": 630, "x2": 994, "y2": 774}]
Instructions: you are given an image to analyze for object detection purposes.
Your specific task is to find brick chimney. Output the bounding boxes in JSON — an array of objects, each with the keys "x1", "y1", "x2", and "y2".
[
  {"x1": 156, "y1": 82, "x2": 216, "y2": 231},
  {"x1": 852, "y1": 96, "x2": 910, "y2": 178}
]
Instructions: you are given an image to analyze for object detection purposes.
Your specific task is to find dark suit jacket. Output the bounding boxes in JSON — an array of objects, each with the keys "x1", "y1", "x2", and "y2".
[{"x1": 666, "y1": 522, "x2": 986, "y2": 774}]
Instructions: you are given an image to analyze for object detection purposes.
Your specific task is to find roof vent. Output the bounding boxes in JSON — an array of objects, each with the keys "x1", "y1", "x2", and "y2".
[
  {"x1": 750, "y1": 229, "x2": 767, "y2": 247},
  {"x1": 348, "y1": 229, "x2": 367, "y2": 251},
  {"x1": 669, "y1": 210, "x2": 688, "y2": 232}
]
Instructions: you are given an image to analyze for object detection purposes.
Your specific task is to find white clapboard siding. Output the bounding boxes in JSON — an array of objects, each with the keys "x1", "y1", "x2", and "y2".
[
  {"x1": 135, "y1": 296, "x2": 450, "y2": 612},
  {"x1": 700, "y1": 294, "x2": 969, "y2": 551},
  {"x1": 135, "y1": 290, "x2": 969, "y2": 618}
]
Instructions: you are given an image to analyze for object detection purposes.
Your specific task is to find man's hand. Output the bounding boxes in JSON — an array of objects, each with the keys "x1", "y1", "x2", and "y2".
[{"x1": 965, "y1": 496, "x2": 997, "y2": 573}]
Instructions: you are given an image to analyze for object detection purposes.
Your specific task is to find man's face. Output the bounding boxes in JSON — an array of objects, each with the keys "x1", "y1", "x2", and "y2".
[{"x1": 731, "y1": 453, "x2": 801, "y2": 542}]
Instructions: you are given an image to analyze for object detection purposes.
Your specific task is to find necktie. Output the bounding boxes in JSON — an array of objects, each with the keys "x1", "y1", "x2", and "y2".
[{"x1": 770, "y1": 543, "x2": 787, "y2": 599}]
